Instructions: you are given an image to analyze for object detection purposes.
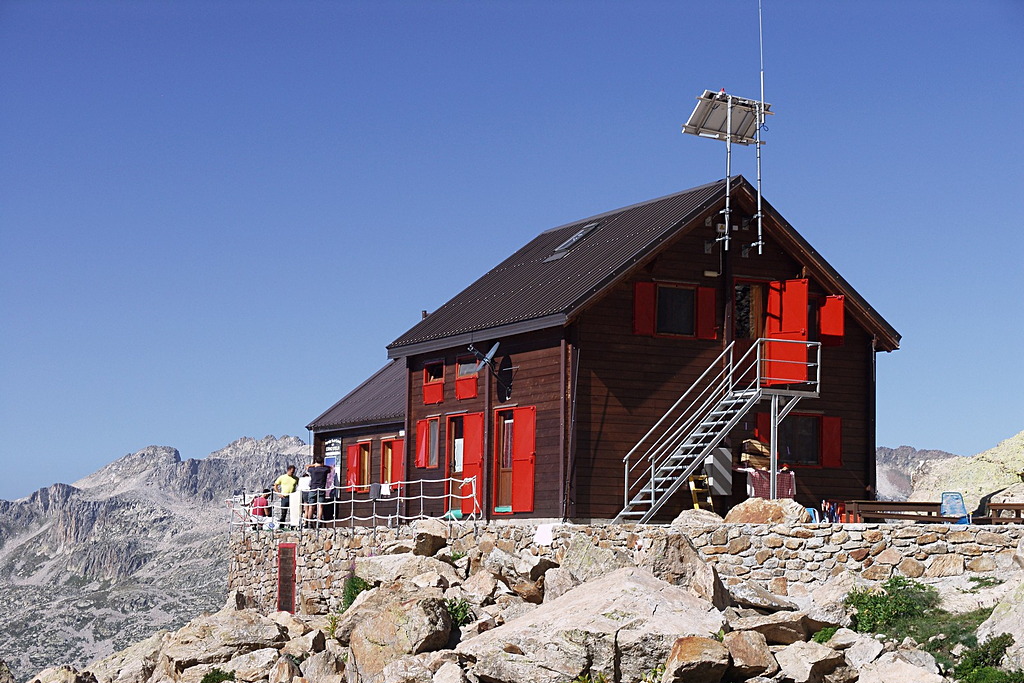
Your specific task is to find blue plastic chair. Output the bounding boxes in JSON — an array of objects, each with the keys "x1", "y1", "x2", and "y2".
[{"x1": 941, "y1": 491, "x2": 971, "y2": 524}]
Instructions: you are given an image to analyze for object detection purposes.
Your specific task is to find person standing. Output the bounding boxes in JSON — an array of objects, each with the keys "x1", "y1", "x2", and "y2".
[
  {"x1": 273, "y1": 465, "x2": 299, "y2": 524},
  {"x1": 305, "y1": 455, "x2": 331, "y2": 526}
]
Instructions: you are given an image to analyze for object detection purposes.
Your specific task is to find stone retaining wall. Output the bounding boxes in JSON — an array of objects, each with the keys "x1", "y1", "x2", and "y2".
[{"x1": 228, "y1": 522, "x2": 1024, "y2": 614}]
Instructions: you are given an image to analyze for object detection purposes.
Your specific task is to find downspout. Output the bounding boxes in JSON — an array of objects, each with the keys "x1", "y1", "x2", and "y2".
[
  {"x1": 483, "y1": 358, "x2": 492, "y2": 522},
  {"x1": 867, "y1": 336, "x2": 878, "y2": 500},
  {"x1": 559, "y1": 336, "x2": 567, "y2": 521}
]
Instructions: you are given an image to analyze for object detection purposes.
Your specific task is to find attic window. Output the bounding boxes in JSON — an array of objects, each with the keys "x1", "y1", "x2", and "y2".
[{"x1": 544, "y1": 222, "x2": 599, "y2": 262}]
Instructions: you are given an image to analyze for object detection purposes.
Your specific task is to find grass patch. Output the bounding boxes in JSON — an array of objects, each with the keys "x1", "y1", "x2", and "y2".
[
  {"x1": 199, "y1": 669, "x2": 235, "y2": 683},
  {"x1": 954, "y1": 634, "x2": 1024, "y2": 683},
  {"x1": 341, "y1": 574, "x2": 371, "y2": 612}
]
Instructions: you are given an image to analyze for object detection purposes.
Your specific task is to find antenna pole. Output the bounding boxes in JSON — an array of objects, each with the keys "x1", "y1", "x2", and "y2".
[
  {"x1": 724, "y1": 93, "x2": 732, "y2": 251},
  {"x1": 755, "y1": 0, "x2": 766, "y2": 255}
]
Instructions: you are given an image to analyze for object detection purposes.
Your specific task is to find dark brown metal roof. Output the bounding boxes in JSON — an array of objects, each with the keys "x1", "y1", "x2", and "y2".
[
  {"x1": 388, "y1": 179, "x2": 726, "y2": 354},
  {"x1": 306, "y1": 360, "x2": 406, "y2": 432},
  {"x1": 387, "y1": 176, "x2": 901, "y2": 356}
]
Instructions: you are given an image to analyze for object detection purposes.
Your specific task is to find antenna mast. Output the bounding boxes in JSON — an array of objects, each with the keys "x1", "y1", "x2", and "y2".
[{"x1": 681, "y1": 1, "x2": 772, "y2": 255}]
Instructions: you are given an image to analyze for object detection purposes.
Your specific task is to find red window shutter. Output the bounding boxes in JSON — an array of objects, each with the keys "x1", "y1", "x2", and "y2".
[
  {"x1": 821, "y1": 416, "x2": 842, "y2": 468},
  {"x1": 455, "y1": 375, "x2": 478, "y2": 400},
  {"x1": 820, "y1": 295, "x2": 845, "y2": 347},
  {"x1": 633, "y1": 282, "x2": 656, "y2": 335},
  {"x1": 696, "y1": 286, "x2": 717, "y2": 340},
  {"x1": 755, "y1": 412, "x2": 771, "y2": 444},
  {"x1": 346, "y1": 444, "x2": 360, "y2": 489},
  {"x1": 392, "y1": 439, "x2": 405, "y2": 485},
  {"x1": 423, "y1": 381, "x2": 443, "y2": 405},
  {"x1": 460, "y1": 413, "x2": 484, "y2": 516},
  {"x1": 415, "y1": 419, "x2": 429, "y2": 468},
  {"x1": 510, "y1": 406, "x2": 536, "y2": 513},
  {"x1": 764, "y1": 279, "x2": 810, "y2": 386}
]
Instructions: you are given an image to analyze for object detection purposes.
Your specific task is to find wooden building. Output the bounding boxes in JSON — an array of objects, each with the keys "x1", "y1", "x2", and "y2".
[{"x1": 308, "y1": 177, "x2": 899, "y2": 523}]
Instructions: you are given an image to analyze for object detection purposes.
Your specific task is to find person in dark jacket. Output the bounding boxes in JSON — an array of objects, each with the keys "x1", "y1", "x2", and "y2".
[{"x1": 304, "y1": 455, "x2": 331, "y2": 526}]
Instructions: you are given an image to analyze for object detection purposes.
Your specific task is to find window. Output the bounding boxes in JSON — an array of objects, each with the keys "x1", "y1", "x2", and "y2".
[
  {"x1": 455, "y1": 357, "x2": 479, "y2": 400},
  {"x1": 734, "y1": 281, "x2": 767, "y2": 339},
  {"x1": 544, "y1": 222, "x2": 599, "y2": 262},
  {"x1": 415, "y1": 417, "x2": 440, "y2": 469},
  {"x1": 423, "y1": 361, "x2": 444, "y2": 405},
  {"x1": 755, "y1": 412, "x2": 842, "y2": 467},
  {"x1": 381, "y1": 438, "x2": 405, "y2": 486},
  {"x1": 492, "y1": 406, "x2": 536, "y2": 513},
  {"x1": 633, "y1": 282, "x2": 717, "y2": 339},
  {"x1": 345, "y1": 441, "x2": 371, "y2": 490}
]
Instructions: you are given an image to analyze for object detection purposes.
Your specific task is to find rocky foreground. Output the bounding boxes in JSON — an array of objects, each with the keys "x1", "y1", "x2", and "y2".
[{"x1": 21, "y1": 512, "x2": 1024, "y2": 683}]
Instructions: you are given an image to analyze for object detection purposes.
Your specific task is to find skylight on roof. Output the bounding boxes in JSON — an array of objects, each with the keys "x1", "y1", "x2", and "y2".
[{"x1": 544, "y1": 222, "x2": 599, "y2": 262}]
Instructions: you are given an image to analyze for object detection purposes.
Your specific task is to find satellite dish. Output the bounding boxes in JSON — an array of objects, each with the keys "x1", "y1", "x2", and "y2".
[{"x1": 468, "y1": 342, "x2": 500, "y2": 373}]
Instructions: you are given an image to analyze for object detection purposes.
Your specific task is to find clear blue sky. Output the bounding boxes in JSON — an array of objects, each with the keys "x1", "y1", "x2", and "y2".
[{"x1": 2, "y1": 1, "x2": 1022, "y2": 501}]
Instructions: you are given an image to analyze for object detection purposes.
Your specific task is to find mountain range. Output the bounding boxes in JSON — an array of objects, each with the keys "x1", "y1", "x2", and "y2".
[{"x1": 0, "y1": 436, "x2": 308, "y2": 681}]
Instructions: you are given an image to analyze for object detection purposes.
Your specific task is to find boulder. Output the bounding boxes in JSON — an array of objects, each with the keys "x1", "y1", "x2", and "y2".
[
  {"x1": 728, "y1": 579, "x2": 798, "y2": 612},
  {"x1": 857, "y1": 655, "x2": 945, "y2": 683},
  {"x1": 378, "y1": 657, "x2": 433, "y2": 683},
  {"x1": 724, "y1": 498, "x2": 811, "y2": 524},
  {"x1": 891, "y1": 648, "x2": 940, "y2": 674},
  {"x1": 459, "y1": 569, "x2": 500, "y2": 604},
  {"x1": 354, "y1": 554, "x2": 462, "y2": 588},
  {"x1": 457, "y1": 567, "x2": 724, "y2": 683},
  {"x1": 411, "y1": 518, "x2": 449, "y2": 557},
  {"x1": 635, "y1": 530, "x2": 729, "y2": 609},
  {"x1": 299, "y1": 650, "x2": 345, "y2": 683},
  {"x1": 800, "y1": 570, "x2": 860, "y2": 629},
  {"x1": 158, "y1": 608, "x2": 286, "y2": 675},
  {"x1": 773, "y1": 641, "x2": 844, "y2": 683},
  {"x1": 661, "y1": 636, "x2": 730, "y2": 683},
  {"x1": 727, "y1": 610, "x2": 809, "y2": 645},
  {"x1": 559, "y1": 533, "x2": 634, "y2": 583},
  {"x1": 269, "y1": 611, "x2": 313, "y2": 639},
  {"x1": 268, "y1": 656, "x2": 301, "y2": 683},
  {"x1": 347, "y1": 596, "x2": 452, "y2": 682},
  {"x1": 86, "y1": 631, "x2": 167, "y2": 683},
  {"x1": 839, "y1": 633, "x2": 884, "y2": 669},
  {"x1": 542, "y1": 567, "x2": 580, "y2": 603},
  {"x1": 671, "y1": 508, "x2": 726, "y2": 528},
  {"x1": 281, "y1": 630, "x2": 326, "y2": 658},
  {"x1": 722, "y1": 631, "x2": 779, "y2": 680},
  {"x1": 432, "y1": 662, "x2": 466, "y2": 683},
  {"x1": 976, "y1": 579, "x2": 1024, "y2": 668},
  {"x1": 222, "y1": 648, "x2": 280, "y2": 682},
  {"x1": 28, "y1": 667, "x2": 97, "y2": 683}
]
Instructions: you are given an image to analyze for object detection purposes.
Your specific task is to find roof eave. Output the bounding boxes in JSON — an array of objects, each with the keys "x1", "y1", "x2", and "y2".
[{"x1": 386, "y1": 313, "x2": 568, "y2": 359}]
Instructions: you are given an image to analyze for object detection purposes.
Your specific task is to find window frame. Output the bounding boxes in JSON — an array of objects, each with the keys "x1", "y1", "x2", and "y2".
[
  {"x1": 455, "y1": 356, "x2": 479, "y2": 400},
  {"x1": 755, "y1": 412, "x2": 842, "y2": 468},
  {"x1": 380, "y1": 437, "x2": 405, "y2": 486},
  {"x1": 634, "y1": 281, "x2": 717, "y2": 340},
  {"x1": 415, "y1": 416, "x2": 441, "y2": 469},
  {"x1": 423, "y1": 360, "x2": 445, "y2": 405}
]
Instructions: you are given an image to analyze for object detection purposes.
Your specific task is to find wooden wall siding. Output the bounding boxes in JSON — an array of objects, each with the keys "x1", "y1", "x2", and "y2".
[
  {"x1": 569, "y1": 214, "x2": 879, "y2": 518},
  {"x1": 310, "y1": 423, "x2": 406, "y2": 524},
  {"x1": 407, "y1": 328, "x2": 566, "y2": 519}
]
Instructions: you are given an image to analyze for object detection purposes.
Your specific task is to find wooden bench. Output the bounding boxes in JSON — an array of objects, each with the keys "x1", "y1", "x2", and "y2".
[
  {"x1": 844, "y1": 500, "x2": 966, "y2": 524},
  {"x1": 980, "y1": 502, "x2": 1024, "y2": 524}
]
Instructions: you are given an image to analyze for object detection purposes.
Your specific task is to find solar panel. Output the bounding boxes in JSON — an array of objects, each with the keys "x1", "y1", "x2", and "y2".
[{"x1": 682, "y1": 90, "x2": 771, "y2": 146}]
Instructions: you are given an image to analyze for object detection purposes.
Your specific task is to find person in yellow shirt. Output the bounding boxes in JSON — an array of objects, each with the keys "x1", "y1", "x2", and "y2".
[{"x1": 273, "y1": 465, "x2": 298, "y2": 523}]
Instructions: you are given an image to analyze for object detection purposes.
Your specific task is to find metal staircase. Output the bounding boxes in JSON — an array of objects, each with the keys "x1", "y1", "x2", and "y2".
[{"x1": 614, "y1": 337, "x2": 821, "y2": 524}]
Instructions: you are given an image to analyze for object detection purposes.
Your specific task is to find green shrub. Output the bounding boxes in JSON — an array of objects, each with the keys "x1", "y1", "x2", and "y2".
[
  {"x1": 445, "y1": 597, "x2": 474, "y2": 627},
  {"x1": 199, "y1": 669, "x2": 235, "y2": 683},
  {"x1": 341, "y1": 574, "x2": 371, "y2": 611},
  {"x1": 845, "y1": 576, "x2": 939, "y2": 633},
  {"x1": 812, "y1": 626, "x2": 839, "y2": 644},
  {"x1": 953, "y1": 634, "x2": 1024, "y2": 683}
]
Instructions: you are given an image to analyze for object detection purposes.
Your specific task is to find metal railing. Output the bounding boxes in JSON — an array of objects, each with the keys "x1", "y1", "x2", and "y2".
[
  {"x1": 619, "y1": 337, "x2": 820, "y2": 521},
  {"x1": 228, "y1": 475, "x2": 480, "y2": 531}
]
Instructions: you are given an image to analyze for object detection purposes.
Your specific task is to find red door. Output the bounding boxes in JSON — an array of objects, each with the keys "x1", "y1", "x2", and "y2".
[
  {"x1": 510, "y1": 406, "x2": 536, "y2": 513},
  {"x1": 460, "y1": 413, "x2": 484, "y2": 515},
  {"x1": 764, "y1": 278, "x2": 809, "y2": 386}
]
